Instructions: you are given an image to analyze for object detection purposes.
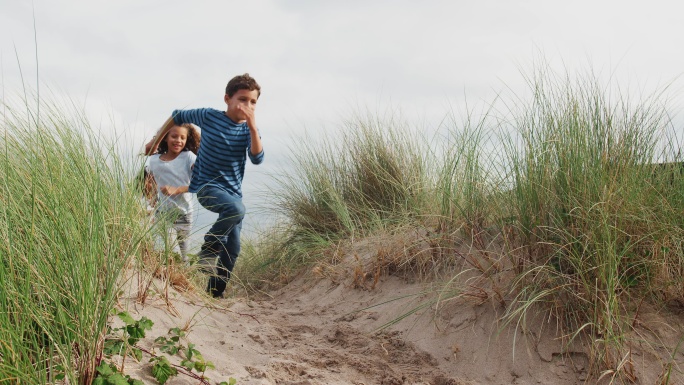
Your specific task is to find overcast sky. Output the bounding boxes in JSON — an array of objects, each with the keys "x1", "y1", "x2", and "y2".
[{"x1": 2, "y1": 0, "x2": 684, "y2": 235}]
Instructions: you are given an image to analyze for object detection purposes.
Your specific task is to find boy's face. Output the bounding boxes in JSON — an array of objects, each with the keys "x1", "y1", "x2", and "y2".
[{"x1": 224, "y1": 89, "x2": 259, "y2": 122}]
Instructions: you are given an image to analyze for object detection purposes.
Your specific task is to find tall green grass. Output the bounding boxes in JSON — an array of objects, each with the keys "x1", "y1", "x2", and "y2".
[
  {"x1": 239, "y1": 65, "x2": 684, "y2": 380},
  {"x1": 437, "y1": 107, "x2": 497, "y2": 237},
  {"x1": 241, "y1": 110, "x2": 435, "y2": 286},
  {"x1": 0, "y1": 97, "x2": 148, "y2": 384},
  {"x1": 500, "y1": 68, "x2": 684, "y2": 377},
  {"x1": 279, "y1": 110, "x2": 430, "y2": 236}
]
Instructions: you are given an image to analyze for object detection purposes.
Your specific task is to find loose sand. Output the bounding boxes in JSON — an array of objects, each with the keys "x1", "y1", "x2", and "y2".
[{"x1": 115, "y1": 244, "x2": 684, "y2": 385}]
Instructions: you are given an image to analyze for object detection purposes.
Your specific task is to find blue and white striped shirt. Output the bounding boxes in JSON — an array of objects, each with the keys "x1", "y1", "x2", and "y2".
[{"x1": 172, "y1": 108, "x2": 264, "y2": 197}]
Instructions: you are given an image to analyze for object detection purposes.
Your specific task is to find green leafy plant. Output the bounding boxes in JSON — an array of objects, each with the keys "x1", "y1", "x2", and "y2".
[
  {"x1": 154, "y1": 327, "x2": 186, "y2": 355},
  {"x1": 100, "y1": 316, "x2": 235, "y2": 385},
  {"x1": 150, "y1": 356, "x2": 178, "y2": 385},
  {"x1": 180, "y1": 343, "x2": 215, "y2": 374},
  {"x1": 92, "y1": 362, "x2": 144, "y2": 385},
  {"x1": 103, "y1": 311, "x2": 154, "y2": 362},
  {"x1": 154, "y1": 328, "x2": 217, "y2": 381}
]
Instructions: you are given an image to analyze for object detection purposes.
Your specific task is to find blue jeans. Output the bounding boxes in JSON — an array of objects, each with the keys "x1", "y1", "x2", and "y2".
[{"x1": 196, "y1": 185, "x2": 245, "y2": 297}]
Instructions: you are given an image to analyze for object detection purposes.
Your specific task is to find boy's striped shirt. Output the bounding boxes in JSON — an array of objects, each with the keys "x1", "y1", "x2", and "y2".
[{"x1": 173, "y1": 108, "x2": 264, "y2": 197}]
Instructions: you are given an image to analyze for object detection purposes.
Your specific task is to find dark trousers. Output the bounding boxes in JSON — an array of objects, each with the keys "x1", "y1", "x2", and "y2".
[{"x1": 196, "y1": 185, "x2": 245, "y2": 297}]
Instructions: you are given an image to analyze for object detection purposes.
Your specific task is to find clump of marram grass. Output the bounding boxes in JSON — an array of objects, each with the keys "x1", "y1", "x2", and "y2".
[
  {"x1": 255, "y1": 108, "x2": 435, "y2": 276},
  {"x1": 499, "y1": 66, "x2": 684, "y2": 380},
  {"x1": 237, "y1": 98, "x2": 514, "y2": 295},
  {"x1": 232, "y1": 62, "x2": 684, "y2": 381},
  {"x1": 0, "y1": 96, "x2": 149, "y2": 384},
  {"x1": 281, "y1": 109, "x2": 431, "y2": 236},
  {"x1": 436, "y1": 106, "x2": 501, "y2": 238}
]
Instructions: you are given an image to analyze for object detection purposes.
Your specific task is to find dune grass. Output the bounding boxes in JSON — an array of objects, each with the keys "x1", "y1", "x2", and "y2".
[
  {"x1": 0, "y1": 96, "x2": 149, "y2": 384},
  {"x1": 499, "y1": 68, "x2": 684, "y2": 379},
  {"x1": 235, "y1": 109, "x2": 435, "y2": 288},
  {"x1": 237, "y1": 66, "x2": 684, "y2": 381}
]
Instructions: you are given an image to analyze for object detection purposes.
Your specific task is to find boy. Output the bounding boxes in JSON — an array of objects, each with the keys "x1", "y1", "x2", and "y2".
[{"x1": 145, "y1": 73, "x2": 264, "y2": 298}]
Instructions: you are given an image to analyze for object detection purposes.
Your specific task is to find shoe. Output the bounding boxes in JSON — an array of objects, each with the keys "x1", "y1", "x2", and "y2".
[{"x1": 207, "y1": 286, "x2": 224, "y2": 299}]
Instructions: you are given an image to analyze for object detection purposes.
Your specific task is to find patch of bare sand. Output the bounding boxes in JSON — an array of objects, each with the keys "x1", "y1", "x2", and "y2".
[{"x1": 115, "y1": 256, "x2": 684, "y2": 385}]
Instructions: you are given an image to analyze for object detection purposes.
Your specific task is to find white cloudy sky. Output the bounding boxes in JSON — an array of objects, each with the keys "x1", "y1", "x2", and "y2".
[{"x1": 2, "y1": 0, "x2": 683, "y2": 235}]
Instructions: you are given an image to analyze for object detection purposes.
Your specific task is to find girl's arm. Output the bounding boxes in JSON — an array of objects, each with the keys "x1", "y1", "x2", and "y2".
[
  {"x1": 160, "y1": 185, "x2": 189, "y2": 196},
  {"x1": 144, "y1": 116, "x2": 176, "y2": 155}
]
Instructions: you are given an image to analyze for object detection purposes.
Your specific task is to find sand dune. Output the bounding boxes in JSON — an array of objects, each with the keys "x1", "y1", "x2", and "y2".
[{"x1": 116, "y1": 252, "x2": 684, "y2": 385}]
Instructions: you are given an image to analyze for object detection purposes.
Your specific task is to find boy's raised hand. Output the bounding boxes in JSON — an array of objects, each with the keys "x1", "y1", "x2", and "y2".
[
  {"x1": 236, "y1": 102, "x2": 263, "y2": 156},
  {"x1": 237, "y1": 104, "x2": 257, "y2": 130}
]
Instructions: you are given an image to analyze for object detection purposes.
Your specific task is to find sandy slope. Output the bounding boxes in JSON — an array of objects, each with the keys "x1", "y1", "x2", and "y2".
[{"x1": 115, "y1": 258, "x2": 684, "y2": 385}]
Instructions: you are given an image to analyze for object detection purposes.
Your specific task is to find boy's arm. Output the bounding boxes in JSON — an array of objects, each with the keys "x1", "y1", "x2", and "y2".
[
  {"x1": 249, "y1": 126, "x2": 263, "y2": 156},
  {"x1": 144, "y1": 116, "x2": 176, "y2": 155},
  {"x1": 238, "y1": 104, "x2": 263, "y2": 156}
]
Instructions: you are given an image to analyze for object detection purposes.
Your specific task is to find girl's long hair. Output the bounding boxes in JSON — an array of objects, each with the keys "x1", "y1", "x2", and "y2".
[{"x1": 157, "y1": 123, "x2": 200, "y2": 155}]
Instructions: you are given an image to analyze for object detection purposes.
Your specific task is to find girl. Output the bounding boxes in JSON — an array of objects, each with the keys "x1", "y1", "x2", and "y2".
[{"x1": 146, "y1": 123, "x2": 200, "y2": 263}]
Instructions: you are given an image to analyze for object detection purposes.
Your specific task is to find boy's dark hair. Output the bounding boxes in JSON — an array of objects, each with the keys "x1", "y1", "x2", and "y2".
[
  {"x1": 225, "y1": 73, "x2": 261, "y2": 98},
  {"x1": 157, "y1": 123, "x2": 201, "y2": 155}
]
